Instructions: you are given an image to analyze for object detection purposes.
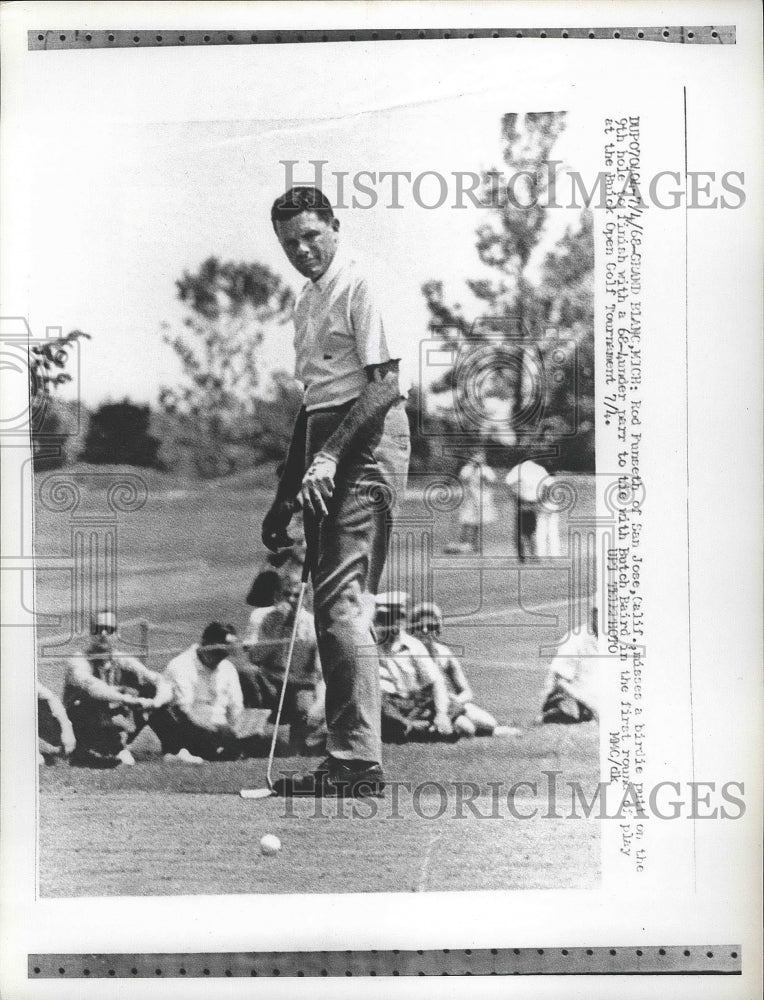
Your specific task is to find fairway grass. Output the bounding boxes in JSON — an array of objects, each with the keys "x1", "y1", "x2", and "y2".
[{"x1": 35, "y1": 467, "x2": 599, "y2": 896}]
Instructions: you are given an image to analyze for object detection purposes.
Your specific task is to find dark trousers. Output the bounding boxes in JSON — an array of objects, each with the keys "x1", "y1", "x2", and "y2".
[
  {"x1": 381, "y1": 686, "x2": 464, "y2": 743},
  {"x1": 517, "y1": 501, "x2": 538, "y2": 561},
  {"x1": 540, "y1": 688, "x2": 595, "y2": 724},
  {"x1": 38, "y1": 704, "x2": 64, "y2": 757},
  {"x1": 237, "y1": 666, "x2": 325, "y2": 753},
  {"x1": 149, "y1": 706, "x2": 265, "y2": 760},
  {"x1": 305, "y1": 400, "x2": 410, "y2": 763},
  {"x1": 66, "y1": 698, "x2": 142, "y2": 757}
]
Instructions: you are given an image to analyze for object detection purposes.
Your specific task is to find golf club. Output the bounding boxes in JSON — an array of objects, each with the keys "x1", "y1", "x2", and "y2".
[{"x1": 240, "y1": 558, "x2": 311, "y2": 799}]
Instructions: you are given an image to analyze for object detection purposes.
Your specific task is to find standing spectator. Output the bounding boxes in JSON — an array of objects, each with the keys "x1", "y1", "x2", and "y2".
[
  {"x1": 149, "y1": 622, "x2": 261, "y2": 761},
  {"x1": 505, "y1": 458, "x2": 559, "y2": 560},
  {"x1": 240, "y1": 569, "x2": 326, "y2": 755},
  {"x1": 448, "y1": 449, "x2": 497, "y2": 553},
  {"x1": 63, "y1": 610, "x2": 171, "y2": 768},
  {"x1": 37, "y1": 682, "x2": 76, "y2": 764}
]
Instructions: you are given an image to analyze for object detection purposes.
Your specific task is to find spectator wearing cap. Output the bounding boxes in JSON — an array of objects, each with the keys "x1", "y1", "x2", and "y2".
[
  {"x1": 63, "y1": 610, "x2": 173, "y2": 768},
  {"x1": 149, "y1": 622, "x2": 260, "y2": 762},
  {"x1": 375, "y1": 592, "x2": 471, "y2": 742}
]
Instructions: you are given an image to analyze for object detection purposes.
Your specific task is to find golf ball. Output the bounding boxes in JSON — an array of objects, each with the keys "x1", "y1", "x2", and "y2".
[{"x1": 260, "y1": 834, "x2": 281, "y2": 855}]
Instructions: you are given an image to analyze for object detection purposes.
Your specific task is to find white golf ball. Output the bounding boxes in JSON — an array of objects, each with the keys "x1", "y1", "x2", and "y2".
[{"x1": 260, "y1": 834, "x2": 281, "y2": 856}]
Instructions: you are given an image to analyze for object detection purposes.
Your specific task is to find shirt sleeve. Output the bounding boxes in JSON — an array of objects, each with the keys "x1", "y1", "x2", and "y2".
[
  {"x1": 410, "y1": 644, "x2": 450, "y2": 715},
  {"x1": 165, "y1": 658, "x2": 194, "y2": 715},
  {"x1": 445, "y1": 652, "x2": 472, "y2": 699},
  {"x1": 243, "y1": 607, "x2": 270, "y2": 648},
  {"x1": 65, "y1": 656, "x2": 127, "y2": 703},
  {"x1": 350, "y1": 271, "x2": 414, "y2": 396},
  {"x1": 119, "y1": 656, "x2": 161, "y2": 690},
  {"x1": 505, "y1": 465, "x2": 520, "y2": 490},
  {"x1": 224, "y1": 663, "x2": 244, "y2": 728},
  {"x1": 350, "y1": 276, "x2": 393, "y2": 368}
]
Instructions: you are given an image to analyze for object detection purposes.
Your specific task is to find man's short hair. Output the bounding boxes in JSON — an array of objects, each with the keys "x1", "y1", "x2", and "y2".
[
  {"x1": 270, "y1": 186, "x2": 335, "y2": 230},
  {"x1": 201, "y1": 622, "x2": 237, "y2": 648}
]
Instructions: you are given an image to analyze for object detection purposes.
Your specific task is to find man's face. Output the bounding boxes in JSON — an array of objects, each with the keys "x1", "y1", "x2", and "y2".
[
  {"x1": 200, "y1": 646, "x2": 229, "y2": 670},
  {"x1": 274, "y1": 211, "x2": 339, "y2": 282},
  {"x1": 375, "y1": 610, "x2": 404, "y2": 645},
  {"x1": 89, "y1": 625, "x2": 115, "y2": 658},
  {"x1": 413, "y1": 620, "x2": 439, "y2": 640},
  {"x1": 281, "y1": 575, "x2": 302, "y2": 612}
]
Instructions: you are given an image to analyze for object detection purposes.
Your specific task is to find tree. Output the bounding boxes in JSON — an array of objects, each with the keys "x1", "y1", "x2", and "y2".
[
  {"x1": 468, "y1": 112, "x2": 567, "y2": 327},
  {"x1": 80, "y1": 400, "x2": 162, "y2": 467},
  {"x1": 538, "y1": 212, "x2": 595, "y2": 471},
  {"x1": 251, "y1": 369, "x2": 304, "y2": 463},
  {"x1": 422, "y1": 112, "x2": 595, "y2": 470},
  {"x1": 29, "y1": 328, "x2": 91, "y2": 471},
  {"x1": 159, "y1": 257, "x2": 295, "y2": 478}
]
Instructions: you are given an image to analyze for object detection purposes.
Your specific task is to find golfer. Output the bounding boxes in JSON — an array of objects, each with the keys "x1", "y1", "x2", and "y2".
[{"x1": 262, "y1": 185, "x2": 411, "y2": 796}]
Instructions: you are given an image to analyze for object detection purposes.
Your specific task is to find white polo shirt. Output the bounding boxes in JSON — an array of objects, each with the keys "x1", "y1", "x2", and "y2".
[
  {"x1": 163, "y1": 644, "x2": 243, "y2": 730},
  {"x1": 505, "y1": 460, "x2": 551, "y2": 504},
  {"x1": 378, "y1": 631, "x2": 437, "y2": 698},
  {"x1": 293, "y1": 247, "x2": 414, "y2": 411}
]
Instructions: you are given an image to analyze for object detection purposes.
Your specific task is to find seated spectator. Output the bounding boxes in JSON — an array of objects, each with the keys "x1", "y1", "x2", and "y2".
[
  {"x1": 538, "y1": 610, "x2": 600, "y2": 724},
  {"x1": 64, "y1": 610, "x2": 171, "y2": 768},
  {"x1": 37, "y1": 682, "x2": 76, "y2": 764},
  {"x1": 246, "y1": 538, "x2": 308, "y2": 608},
  {"x1": 240, "y1": 570, "x2": 326, "y2": 756},
  {"x1": 409, "y1": 601, "x2": 511, "y2": 736},
  {"x1": 376, "y1": 592, "x2": 471, "y2": 743},
  {"x1": 150, "y1": 622, "x2": 263, "y2": 762}
]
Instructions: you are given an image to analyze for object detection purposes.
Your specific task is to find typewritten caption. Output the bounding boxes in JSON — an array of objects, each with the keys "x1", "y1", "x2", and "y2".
[{"x1": 603, "y1": 116, "x2": 646, "y2": 874}]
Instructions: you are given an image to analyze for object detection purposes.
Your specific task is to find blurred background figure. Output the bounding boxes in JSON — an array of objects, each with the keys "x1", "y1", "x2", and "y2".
[
  {"x1": 409, "y1": 602, "x2": 518, "y2": 737},
  {"x1": 505, "y1": 457, "x2": 559, "y2": 560},
  {"x1": 537, "y1": 608, "x2": 600, "y2": 724},
  {"x1": 37, "y1": 681, "x2": 76, "y2": 764},
  {"x1": 241, "y1": 568, "x2": 326, "y2": 756},
  {"x1": 64, "y1": 610, "x2": 171, "y2": 768},
  {"x1": 445, "y1": 449, "x2": 497, "y2": 554}
]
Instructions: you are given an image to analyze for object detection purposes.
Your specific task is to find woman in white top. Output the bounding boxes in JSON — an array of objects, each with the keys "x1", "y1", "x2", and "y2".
[{"x1": 448, "y1": 450, "x2": 496, "y2": 553}]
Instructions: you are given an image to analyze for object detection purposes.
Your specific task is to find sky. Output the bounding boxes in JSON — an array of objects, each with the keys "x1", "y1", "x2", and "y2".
[{"x1": 22, "y1": 41, "x2": 595, "y2": 408}]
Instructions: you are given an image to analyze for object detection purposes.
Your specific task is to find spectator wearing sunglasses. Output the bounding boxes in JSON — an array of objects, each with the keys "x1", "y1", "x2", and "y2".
[{"x1": 63, "y1": 610, "x2": 173, "y2": 768}]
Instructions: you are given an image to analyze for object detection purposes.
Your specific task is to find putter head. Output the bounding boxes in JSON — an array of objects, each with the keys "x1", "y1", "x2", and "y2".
[{"x1": 240, "y1": 787, "x2": 275, "y2": 800}]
